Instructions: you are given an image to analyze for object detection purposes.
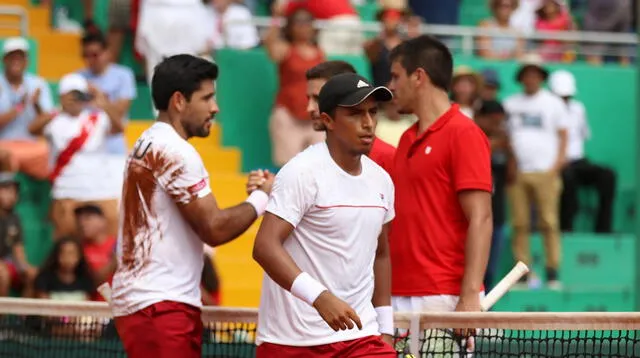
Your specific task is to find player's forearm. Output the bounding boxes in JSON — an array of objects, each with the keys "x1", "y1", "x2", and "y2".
[
  {"x1": 460, "y1": 215, "x2": 492, "y2": 299},
  {"x1": 206, "y1": 203, "x2": 258, "y2": 246},
  {"x1": 371, "y1": 232, "x2": 392, "y2": 308},
  {"x1": 372, "y1": 254, "x2": 391, "y2": 307},
  {"x1": 253, "y1": 239, "x2": 304, "y2": 292}
]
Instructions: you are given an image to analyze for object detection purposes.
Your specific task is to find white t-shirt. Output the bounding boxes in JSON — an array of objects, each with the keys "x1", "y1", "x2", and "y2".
[
  {"x1": 256, "y1": 142, "x2": 395, "y2": 347},
  {"x1": 564, "y1": 99, "x2": 590, "y2": 161},
  {"x1": 504, "y1": 89, "x2": 569, "y2": 173},
  {"x1": 45, "y1": 109, "x2": 114, "y2": 201},
  {"x1": 111, "y1": 122, "x2": 211, "y2": 317},
  {"x1": 207, "y1": 4, "x2": 260, "y2": 50}
]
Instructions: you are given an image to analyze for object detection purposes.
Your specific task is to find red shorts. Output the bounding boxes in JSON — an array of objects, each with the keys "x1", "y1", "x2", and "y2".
[
  {"x1": 114, "y1": 301, "x2": 203, "y2": 358},
  {"x1": 1, "y1": 261, "x2": 21, "y2": 287},
  {"x1": 257, "y1": 335, "x2": 396, "y2": 358}
]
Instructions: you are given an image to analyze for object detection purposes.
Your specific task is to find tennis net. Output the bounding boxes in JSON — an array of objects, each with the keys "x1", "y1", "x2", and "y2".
[{"x1": 0, "y1": 298, "x2": 639, "y2": 357}]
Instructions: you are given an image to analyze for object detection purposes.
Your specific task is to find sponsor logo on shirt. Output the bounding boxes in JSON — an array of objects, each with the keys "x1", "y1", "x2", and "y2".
[{"x1": 188, "y1": 179, "x2": 207, "y2": 194}]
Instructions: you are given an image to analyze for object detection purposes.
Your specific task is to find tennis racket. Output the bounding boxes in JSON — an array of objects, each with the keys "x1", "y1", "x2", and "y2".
[{"x1": 421, "y1": 261, "x2": 530, "y2": 357}]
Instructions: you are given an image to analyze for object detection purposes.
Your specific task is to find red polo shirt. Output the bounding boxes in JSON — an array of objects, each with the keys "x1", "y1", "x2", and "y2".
[
  {"x1": 390, "y1": 104, "x2": 492, "y2": 296},
  {"x1": 369, "y1": 137, "x2": 396, "y2": 175}
]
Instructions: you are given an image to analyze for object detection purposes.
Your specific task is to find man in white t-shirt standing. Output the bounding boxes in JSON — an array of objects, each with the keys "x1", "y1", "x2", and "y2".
[
  {"x1": 504, "y1": 55, "x2": 568, "y2": 289},
  {"x1": 27, "y1": 73, "x2": 123, "y2": 239},
  {"x1": 253, "y1": 73, "x2": 396, "y2": 357},
  {"x1": 110, "y1": 54, "x2": 274, "y2": 358},
  {"x1": 549, "y1": 70, "x2": 616, "y2": 234}
]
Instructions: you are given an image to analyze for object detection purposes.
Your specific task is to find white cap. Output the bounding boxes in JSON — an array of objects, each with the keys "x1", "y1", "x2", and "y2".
[
  {"x1": 549, "y1": 70, "x2": 576, "y2": 97},
  {"x1": 2, "y1": 37, "x2": 29, "y2": 57},
  {"x1": 58, "y1": 73, "x2": 89, "y2": 95}
]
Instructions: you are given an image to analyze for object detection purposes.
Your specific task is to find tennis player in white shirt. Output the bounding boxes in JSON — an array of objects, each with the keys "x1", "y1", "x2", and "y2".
[
  {"x1": 253, "y1": 73, "x2": 396, "y2": 357},
  {"x1": 110, "y1": 54, "x2": 273, "y2": 358}
]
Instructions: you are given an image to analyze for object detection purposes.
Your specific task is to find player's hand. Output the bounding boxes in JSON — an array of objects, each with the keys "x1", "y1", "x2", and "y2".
[
  {"x1": 259, "y1": 171, "x2": 275, "y2": 195},
  {"x1": 453, "y1": 294, "x2": 481, "y2": 346},
  {"x1": 381, "y1": 333, "x2": 393, "y2": 347},
  {"x1": 246, "y1": 170, "x2": 266, "y2": 194},
  {"x1": 312, "y1": 291, "x2": 362, "y2": 332}
]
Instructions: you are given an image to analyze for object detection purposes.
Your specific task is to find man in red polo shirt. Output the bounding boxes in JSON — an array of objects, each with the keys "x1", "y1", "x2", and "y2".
[
  {"x1": 305, "y1": 60, "x2": 396, "y2": 174},
  {"x1": 387, "y1": 35, "x2": 493, "y2": 315}
]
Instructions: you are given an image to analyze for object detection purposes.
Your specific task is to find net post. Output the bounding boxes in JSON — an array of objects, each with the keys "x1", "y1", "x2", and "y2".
[
  {"x1": 409, "y1": 313, "x2": 420, "y2": 355},
  {"x1": 636, "y1": 1, "x2": 640, "y2": 312}
]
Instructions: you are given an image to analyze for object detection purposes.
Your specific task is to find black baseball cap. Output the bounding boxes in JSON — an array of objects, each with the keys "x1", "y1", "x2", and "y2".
[{"x1": 318, "y1": 73, "x2": 393, "y2": 114}]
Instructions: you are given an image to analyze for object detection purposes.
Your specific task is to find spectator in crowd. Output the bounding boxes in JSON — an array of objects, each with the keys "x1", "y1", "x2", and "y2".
[
  {"x1": 510, "y1": 0, "x2": 541, "y2": 34},
  {"x1": 409, "y1": 0, "x2": 460, "y2": 26},
  {"x1": 78, "y1": 32, "x2": 137, "y2": 200},
  {"x1": 41, "y1": 0, "x2": 99, "y2": 34},
  {"x1": 265, "y1": 7, "x2": 325, "y2": 167},
  {"x1": 106, "y1": 0, "x2": 133, "y2": 62},
  {"x1": 205, "y1": 0, "x2": 261, "y2": 50},
  {"x1": 0, "y1": 37, "x2": 54, "y2": 180},
  {"x1": 34, "y1": 237, "x2": 95, "y2": 301},
  {"x1": 275, "y1": 0, "x2": 363, "y2": 55},
  {"x1": 28, "y1": 73, "x2": 123, "y2": 240},
  {"x1": 582, "y1": 0, "x2": 632, "y2": 65},
  {"x1": 477, "y1": 0, "x2": 525, "y2": 60},
  {"x1": 450, "y1": 66, "x2": 482, "y2": 119},
  {"x1": 535, "y1": 0, "x2": 575, "y2": 62},
  {"x1": 504, "y1": 55, "x2": 568, "y2": 290},
  {"x1": 75, "y1": 204, "x2": 116, "y2": 291},
  {"x1": 0, "y1": 173, "x2": 37, "y2": 297},
  {"x1": 549, "y1": 70, "x2": 616, "y2": 234},
  {"x1": 480, "y1": 68, "x2": 501, "y2": 101},
  {"x1": 475, "y1": 101, "x2": 516, "y2": 291},
  {"x1": 363, "y1": 6, "x2": 419, "y2": 147},
  {"x1": 135, "y1": 0, "x2": 212, "y2": 86}
]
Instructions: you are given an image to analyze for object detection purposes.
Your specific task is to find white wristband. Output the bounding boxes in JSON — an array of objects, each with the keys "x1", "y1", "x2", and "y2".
[
  {"x1": 375, "y1": 306, "x2": 394, "y2": 335},
  {"x1": 246, "y1": 190, "x2": 269, "y2": 216},
  {"x1": 290, "y1": 272, "x2": 327, "y2": 306}
]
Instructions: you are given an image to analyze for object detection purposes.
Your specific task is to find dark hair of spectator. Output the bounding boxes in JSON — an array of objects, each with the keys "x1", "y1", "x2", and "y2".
[
  {"x1": 81, "y1": 32, "x2": 108, "y2": 49},
  {"x1": 490, "y1": 0, "x2": 519, "y2": 12},
  {"x1": 283, "y1": 8, "x2": 317, "y2": 44},
  {"x1": 389, "y1": 35, "x2": 453, "y2": 92},
  {"x1": 306, "y1": 61, "x2": 356, "y2": 81},
  {"x1": 151, "y1": 54, "x2": 219, "y2": 111},
  {"x1": 477, "y1": 100, "x2": 506, "y2": 116},
  {"x1": 38, "y1": 237, "x2": 93, "y2": 285}
]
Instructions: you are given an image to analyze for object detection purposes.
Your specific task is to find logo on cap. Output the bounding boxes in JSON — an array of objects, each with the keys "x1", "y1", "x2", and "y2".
[{"x1": 357, "y1": 80, "x2": 370, "y2": 88}]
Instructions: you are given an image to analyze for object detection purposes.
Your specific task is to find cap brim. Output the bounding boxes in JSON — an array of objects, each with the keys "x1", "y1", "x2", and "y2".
[
  {"x1": 338, "y1": 86, "x2": 393, "y2": 108},
  {"x1": 516, "y1": 65, "x2": 549, "y2": 82}
]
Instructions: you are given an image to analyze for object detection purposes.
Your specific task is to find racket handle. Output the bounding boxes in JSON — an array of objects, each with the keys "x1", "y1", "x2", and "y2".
[{"x1": 481, "y1": 261, "x2": 529, "y2": 311}]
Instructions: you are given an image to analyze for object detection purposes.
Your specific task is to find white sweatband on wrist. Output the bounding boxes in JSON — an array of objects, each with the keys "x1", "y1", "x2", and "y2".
[
  {"x1": 375, "y1": 306, "x2": 394, "y2": 335},
  {"x1": 246, "y1": 190, "x2": 269, "y2": 216},
  {"x1": 290, "y1": 272, "x2": 327, "y2": 306}
]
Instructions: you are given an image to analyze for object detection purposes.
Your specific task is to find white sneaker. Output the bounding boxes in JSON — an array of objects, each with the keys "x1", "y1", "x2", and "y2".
[{"x1": 547, "y1": 280, "x2": 563, "y2": 291}]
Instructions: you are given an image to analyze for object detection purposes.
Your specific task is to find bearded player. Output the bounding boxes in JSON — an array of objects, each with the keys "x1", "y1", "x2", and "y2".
[{"x1": 111, "y1": 54, "x2": 273, "y2": 358}]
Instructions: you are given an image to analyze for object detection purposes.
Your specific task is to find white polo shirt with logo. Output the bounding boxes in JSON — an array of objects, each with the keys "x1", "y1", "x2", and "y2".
[
  {"x1": 256, "y1": 142, "x2": 395, "y2": 347},
  {"x1": 504, "y1": 89, "x2": 569, "y2": 173}
]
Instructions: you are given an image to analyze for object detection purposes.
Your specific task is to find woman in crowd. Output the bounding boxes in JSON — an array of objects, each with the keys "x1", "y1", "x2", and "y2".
[
  {"x1": 477, "y1": 0, "x2": 525, "y2": 60},
  {"x1": 264, "y1": 7, "x2": 325, "y2": 167}
]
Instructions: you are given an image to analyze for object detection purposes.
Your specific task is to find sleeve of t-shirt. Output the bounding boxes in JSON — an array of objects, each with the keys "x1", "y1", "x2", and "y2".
[
  {"x1": 451, "y1": 125, "x2": 493, "y2": 193},
  {"x1": 155, "y1": 146, "x2": 212, "y2": 205},
  {"x1": 117, "y1": 69, "x2": 137, "y2": 100},
  {"x1": 383, "y1": 176, "x2": 395, "y2": 224},
  {"x1": 266, "y1": 161, "x2": 317, "y2": 227}
]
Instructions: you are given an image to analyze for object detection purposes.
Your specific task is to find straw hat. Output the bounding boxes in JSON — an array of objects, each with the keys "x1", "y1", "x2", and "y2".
[{"x1": 452, "y1": 65, "x2": 483, "y2": 87}]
